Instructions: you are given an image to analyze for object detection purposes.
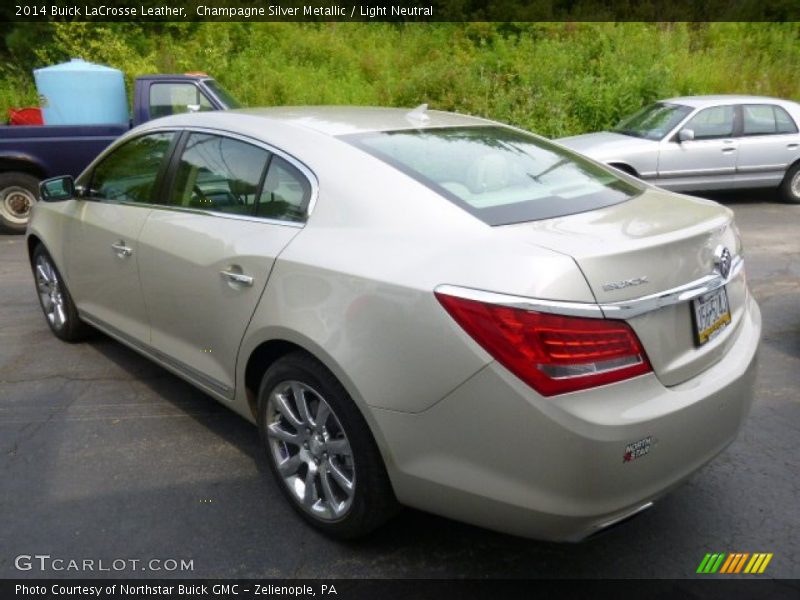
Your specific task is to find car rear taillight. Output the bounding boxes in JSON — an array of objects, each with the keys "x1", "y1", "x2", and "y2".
[{"x1": 435, "y1": 292, "x2": 652, "y2": 396}]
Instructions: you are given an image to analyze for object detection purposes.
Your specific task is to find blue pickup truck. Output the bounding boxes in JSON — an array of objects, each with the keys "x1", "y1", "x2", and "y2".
[{"x1": 0, "y1": 73, "x2": 238, "y2": 232}]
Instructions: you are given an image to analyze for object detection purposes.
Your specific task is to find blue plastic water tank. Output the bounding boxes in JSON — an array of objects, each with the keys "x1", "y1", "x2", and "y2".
[{"x1": 34, "y1": 58, "x2": 128, "y2": 126}]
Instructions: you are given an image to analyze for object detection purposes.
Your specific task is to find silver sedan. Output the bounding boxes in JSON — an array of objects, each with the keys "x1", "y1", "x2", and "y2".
[
  {"x1": 27, "y1": 106, "x2": 761, "y2": 541},
  {"x1": 558, "y1": 95, "x2": 800, "y2": 202}
]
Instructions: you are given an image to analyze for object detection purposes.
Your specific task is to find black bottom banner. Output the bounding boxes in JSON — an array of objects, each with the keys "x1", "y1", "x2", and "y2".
[{"x1": 4, "y1": 579, "x2": 800, "y2": 600}]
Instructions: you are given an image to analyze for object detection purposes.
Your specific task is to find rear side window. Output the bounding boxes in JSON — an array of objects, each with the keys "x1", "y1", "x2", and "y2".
[
  {"x1": 168, "y1": 133, "x2": 269, "y2": 215},
  {"x1": 342, "y1": 126, "x2": 641, "y2": 226},
  {"x1": 89, "y1": 132, "x2": 174, "y2": 203},
  {"x1": 742, "y1": 104, "x2": 799, "y2": 135},
  {"x1": 256, "y1": 156, "x2": 312, "y2": 222}
]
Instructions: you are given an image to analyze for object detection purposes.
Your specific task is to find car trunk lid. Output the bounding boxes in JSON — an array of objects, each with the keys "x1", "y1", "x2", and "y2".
[{"x1": 500, "y1": 188, "x2": 747, "y2": 386}]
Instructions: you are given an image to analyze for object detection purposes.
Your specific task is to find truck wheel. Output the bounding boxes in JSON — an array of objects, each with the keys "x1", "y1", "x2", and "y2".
[
  {"x1": 779, "y1": 162, "x2": 800, "y2": 204},
  {"x1": 0, "y1": 172, "x2": 39, "y2": 233}
]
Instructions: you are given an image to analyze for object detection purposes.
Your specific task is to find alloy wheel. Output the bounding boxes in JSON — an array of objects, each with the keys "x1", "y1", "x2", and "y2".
[
  {"x1": 34, "y1": 254, "x2": 67, "y2": 330},
  {"x1": 265, "y1": 380, "x2": 356, "y2": 521}
]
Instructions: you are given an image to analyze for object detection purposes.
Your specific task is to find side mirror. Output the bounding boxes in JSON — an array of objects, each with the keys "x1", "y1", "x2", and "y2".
[
  {"x1": 186, "y1": 104, "x2": 201, "y2": 113},
  {"x1": 678, "y1": 128, "x2": 695, "y2": 142},
  {"x1": 39, "y1": 176, "x2": 75, "y2": 202}
]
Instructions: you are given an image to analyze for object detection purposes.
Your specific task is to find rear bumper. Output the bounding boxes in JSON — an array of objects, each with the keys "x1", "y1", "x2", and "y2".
[{"x1": 373, "y1": 294, "x2": 761, "y2": 541}]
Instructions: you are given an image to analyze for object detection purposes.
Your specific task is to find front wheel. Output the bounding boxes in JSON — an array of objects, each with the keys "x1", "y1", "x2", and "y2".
[
  {"x1": 31, "y1": 245, "x2": 89, "y2": 342},
  {"x1": 779, "y1": 162, "x2": 800, "y2": 204},
  {"x1": 257, "y1": 352, "x2": 398, "y2": 539},
  {"x1": 0, "y1": 172, "x2": 39, "y2": 233}
]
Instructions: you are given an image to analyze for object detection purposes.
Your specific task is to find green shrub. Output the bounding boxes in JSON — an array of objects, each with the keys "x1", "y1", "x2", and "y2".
[{"x1": 1, "y1": 22, "x2": 798, "y2": 136}]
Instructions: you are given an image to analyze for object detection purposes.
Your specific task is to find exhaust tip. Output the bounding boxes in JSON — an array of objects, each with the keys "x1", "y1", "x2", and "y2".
[{"x1": 585, "y1": 501, "x2": 654, "y2": 540}]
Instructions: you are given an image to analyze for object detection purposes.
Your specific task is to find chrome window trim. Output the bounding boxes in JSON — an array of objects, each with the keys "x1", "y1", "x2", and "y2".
[
  {"x1": 113, "y1": 200, "x2": 305, "y2": 229},
  {"x1": 77, "y1": 125, "x2": 320, "y2": 223},
  {"x1": 436, "y1": 255, "x2": 744, "y2": 320}
]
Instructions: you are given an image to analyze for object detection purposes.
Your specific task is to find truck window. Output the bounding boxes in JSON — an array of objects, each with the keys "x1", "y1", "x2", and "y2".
[
  {"x1": 149, "y1": 83, "x2": 213, "y2": 119},
  {"x1": 203, "y1": 79, "x2": 242, "y2": 109}
]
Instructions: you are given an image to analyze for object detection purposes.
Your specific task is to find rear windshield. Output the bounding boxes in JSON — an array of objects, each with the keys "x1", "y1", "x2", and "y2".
[{"x1": 342, "y1": 126, "x2": 642, "y2": 226}]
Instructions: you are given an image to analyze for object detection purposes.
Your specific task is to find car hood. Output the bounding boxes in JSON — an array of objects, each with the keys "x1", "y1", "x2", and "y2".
[{"x1": 556, "y1": 131, "x2": 657, "y2": 159}]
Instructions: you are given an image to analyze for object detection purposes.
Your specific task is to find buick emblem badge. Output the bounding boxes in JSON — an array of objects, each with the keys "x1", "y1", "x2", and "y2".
[{"x1": 714, "y1": 246, "x2": 732, "y2": 279}]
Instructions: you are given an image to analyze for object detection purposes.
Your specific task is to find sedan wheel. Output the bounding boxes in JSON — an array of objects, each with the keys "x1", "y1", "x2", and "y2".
[
  {"x1": 35, "y1": 253, "x2": 68, "y2": 331},
  {"x1": 257, "y1": 352, "x2": 398, "y2": 538},
  {"x1": 31, "y1": 245, "x2": 89, "y2": 342},
  {"x1": 780, "y1": 163, "x2": 800, "y2": 204},
  {"x1": 265, "y1": 380, "x2": 356, "y2": 521}
]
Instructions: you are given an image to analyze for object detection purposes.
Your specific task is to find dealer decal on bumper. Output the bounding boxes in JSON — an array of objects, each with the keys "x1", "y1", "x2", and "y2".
[{"x1": 623, "y1": 436, "x2": 652, "y2": 463}]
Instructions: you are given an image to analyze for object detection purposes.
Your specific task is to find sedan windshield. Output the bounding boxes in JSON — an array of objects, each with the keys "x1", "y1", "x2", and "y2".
[
  {"x1": 613, "y1": 102, "x2": 692, "y2": 140},
  {"x1": 343, "y1": 126, "x2": 642, "y2": 226}
]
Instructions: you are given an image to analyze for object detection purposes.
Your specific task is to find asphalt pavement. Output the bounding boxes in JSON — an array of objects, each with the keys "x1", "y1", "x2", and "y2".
[{"x1": 1, "y1": 194, "x2": 798, "y2": 579}]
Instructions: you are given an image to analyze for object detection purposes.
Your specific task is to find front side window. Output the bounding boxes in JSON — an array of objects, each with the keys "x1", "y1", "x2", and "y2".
[
  {"x1": 742, "y1": 104, "x2": 799, "y2": 135},
  {"x1": 613, "y1": 102, "x2": 693, "y2": 141},
  {"x1": 149, "y1": 83, "x2": 213, "y2": 119},
  {"x1": 89, "y1": 132, "x2": 175, "y2": 203},
  {"x1": 684, "y1": 106, "x2": 735, "y2": 140},
  {"x1": 344, "y1": 126, "x2": 642, "y2": 226},
  {"x1": 168, "y1": 133, "x2": 269, "y2": 215}
]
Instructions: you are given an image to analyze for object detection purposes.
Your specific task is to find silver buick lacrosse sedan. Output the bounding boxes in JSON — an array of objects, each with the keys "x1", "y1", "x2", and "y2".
[{"x1": 27, "y1": 106, "x2": 761, "y2": 540}]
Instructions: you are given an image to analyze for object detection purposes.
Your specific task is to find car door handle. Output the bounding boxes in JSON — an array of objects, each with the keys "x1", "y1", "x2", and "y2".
[
  {"x1": 220, "y1": 270, "x2": 254, "y2": 286},
  {"x1": 721, "y1": 147, "x2": 736, "y2": 153},
  {"x1": 111, "y1": 242, "x2": 133, "y2": 258},
  {"x1": 788, "y1": 143, "x2": 799, "y2": 149}
]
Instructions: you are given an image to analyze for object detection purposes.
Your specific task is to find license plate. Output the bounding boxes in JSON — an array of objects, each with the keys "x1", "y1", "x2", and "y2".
[{"x1": 692, "y1": 287, "x2": 731, "y2": 345}]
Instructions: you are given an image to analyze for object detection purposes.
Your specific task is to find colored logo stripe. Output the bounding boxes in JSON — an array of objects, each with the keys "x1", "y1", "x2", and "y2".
[
  {"x1": 697, "y1": 552, "x2": 773, "y2": 574},
  {"x1": 744, "y1": 553, "x2": 773, "y2": 574},
  {"x1": 697, "y1": 553, "x2": 726, "y2": 573},
  {"x1": 719, "y1": 553, "x2": 749, "y2": 573}
]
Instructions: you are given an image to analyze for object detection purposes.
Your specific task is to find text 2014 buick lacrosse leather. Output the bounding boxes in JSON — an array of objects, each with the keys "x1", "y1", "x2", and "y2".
[{"x1": 27, "y1": 106, "x2": 760, "y2": 540}]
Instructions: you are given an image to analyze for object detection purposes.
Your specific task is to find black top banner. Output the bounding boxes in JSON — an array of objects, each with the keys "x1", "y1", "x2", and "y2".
[{"x1": 2, "y1": 0, "x2": 800, "y2": 22}]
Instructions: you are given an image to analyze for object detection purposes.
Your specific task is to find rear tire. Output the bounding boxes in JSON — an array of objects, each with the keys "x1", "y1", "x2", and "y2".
[
  {"x1": 31, "y1": 244, "x2": 89, "y2": 342},
  {"x1": 257, "y1": 352, "x2": 398, "y2": 539},
  {"x1": 779, "y1": 162, "x2": 800, "y2": 204},
  {"x1": 0, "y1": 172, "x2": 39, "y2": 233}
]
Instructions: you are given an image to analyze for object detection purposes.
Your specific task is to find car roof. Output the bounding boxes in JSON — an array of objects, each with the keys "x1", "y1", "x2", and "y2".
[
  {"x1": 145, "y1": 106, "x2": 494, "y2": 137},
  {"x1": 660, "y1": 95, "x2": 799, "y2": 109}
]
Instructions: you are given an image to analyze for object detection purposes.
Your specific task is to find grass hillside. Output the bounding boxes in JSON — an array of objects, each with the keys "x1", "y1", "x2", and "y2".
[{"x1": 0, "y1": 22, "x2": 798, "y2": 136}]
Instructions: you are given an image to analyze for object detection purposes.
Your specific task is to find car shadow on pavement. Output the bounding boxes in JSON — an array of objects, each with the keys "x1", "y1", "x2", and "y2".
[
  {"x1": 691, "y1": 188, "x2": 787, "y2": 205},
  {"x1": 85, "y1": 330, "x2": 267, "y2": 463}
]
